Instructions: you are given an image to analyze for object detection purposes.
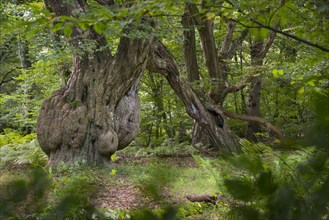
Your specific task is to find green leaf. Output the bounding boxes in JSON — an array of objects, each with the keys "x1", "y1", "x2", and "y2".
[
  {"x1": 52, "y1": 22, "x2": 64, "y2": 32},
  {"x1": 205, "y1": 12, "x2": 216, "y2": 20},
  {"x1": 93, "y1": 21, "x2": 107, "y2": 34},
  {"x1": 256, "y1": 170, "x2": 278, "y2": 195},
  {"x1": 307, "y1": 80, "x2": 315, "y2": 87},
  {"x1": 272, "y1": 69, "x2": 284, "y2": 78},
  {"x1": 63, "y1": 25, "x2": 73, "y2": 37},
  {"x1": 224, "y1": 178, "x2": 255, "y2": 201},
  {"x1": 229, "y1": 154, "x2": 263, "y2": 174},
  {"x1": 78, "y1": 21, "x2": 90, "y2": 30},
  {"x1": 111, "y1": 153, "x2": 118, "y2": 162},
  {"x1": 298, "y1": 87, "x2": 304, "y2": 94},
  {"x1": 232, "y1": 206, "x2": 262, "y2": 220}
]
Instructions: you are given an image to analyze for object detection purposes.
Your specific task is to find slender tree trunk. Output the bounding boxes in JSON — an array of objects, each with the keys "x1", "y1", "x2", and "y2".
[
  {"x1": 185, "y1": 5, "x2": 248, "y2": 148},
  {"x1": 18, "y1": 38, "x2": 33, "y2": 133},
  {"x1": 245, "y1": 26, "x2": 277, "y2": 140},
  {"x1": 246, "y1": 41, "x2": 263, "y2": 141},
  {"x1": 181, "y1": 8, "x2": 200, "y2": 83},
  {"x1": 246, "y1": 74, "x2": 262, "y2": 141}
]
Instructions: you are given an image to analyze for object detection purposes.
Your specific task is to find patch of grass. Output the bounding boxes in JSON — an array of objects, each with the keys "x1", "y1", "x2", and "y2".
[
  {"x1": 0, "y1": 154, "x2": 227, "y2": 219},
  {"x1": 171, "y1": 167, "x2": 220, "y2": 196}
]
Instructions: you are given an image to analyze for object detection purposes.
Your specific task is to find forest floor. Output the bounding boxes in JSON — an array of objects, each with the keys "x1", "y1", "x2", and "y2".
[
  {"x1": 94, "y1": 154, "x2": 199, "y2": 210},
  {"x1": 94, "y1": 156, "x2": 196, "y2": 210},
  {"x1": 0, "y1": 149, "x2": 226, "y2": 219}
]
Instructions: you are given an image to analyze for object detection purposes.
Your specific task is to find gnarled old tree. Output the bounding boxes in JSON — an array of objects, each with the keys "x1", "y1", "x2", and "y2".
[{"x1": 37, "y1": 0, "x2": 240, "y2": 166}]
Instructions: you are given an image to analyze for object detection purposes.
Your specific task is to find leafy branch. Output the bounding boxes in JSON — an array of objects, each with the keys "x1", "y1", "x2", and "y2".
[{"x1": 232, "y1": 18, "x2": 329, "y2": 52}]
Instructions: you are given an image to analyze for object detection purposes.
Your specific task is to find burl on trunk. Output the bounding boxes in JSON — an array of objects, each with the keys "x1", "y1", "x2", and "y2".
[{"x1": 37, "y1": 38, "x2": 151, "y2": 166}]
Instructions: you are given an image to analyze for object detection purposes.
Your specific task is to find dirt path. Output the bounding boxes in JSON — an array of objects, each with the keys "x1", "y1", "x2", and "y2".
[{"x1": 93, "y1": 154, "x2": 197, "y2": 210}]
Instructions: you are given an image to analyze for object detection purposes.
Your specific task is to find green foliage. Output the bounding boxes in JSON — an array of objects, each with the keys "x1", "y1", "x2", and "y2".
[
  {"x1": 41, "y1": 171, "x2": 98, "y2": 219},
  {"x1": 137, "y1": 72, "x2": 192, "y2": 147},
  {"x1": 0, "y1": 138, "x2": 47, "y2": 168},
  {"x1": 217, "y1": 141, "x2": 329, "y2": 219},
  {"x1": 132, "y1": 140, "x2": 197, "y2": 157},
  {"x1": 0, "y1": 129, "x2": 35, "y2": 146},
  {"x1": 0, "y1": 167, "x2": 101, "y2": 220},
  {"x1": 0, "y1": 129, "x2": 47, "y2": 168},
  {"x1": 0, "y1": 168, "x2": 51, "y2": 219},
  {"x1": 0, "y1": 56, "x2": 66, "y2": 131}
]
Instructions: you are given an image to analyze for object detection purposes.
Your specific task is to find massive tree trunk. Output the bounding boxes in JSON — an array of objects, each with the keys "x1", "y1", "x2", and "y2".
[
  {"x1": 37, "y1": 0, "x2": 153, "y2": 166},
  {"x1": 37, "y1": 38, "x2": 151, "y2": 166}
]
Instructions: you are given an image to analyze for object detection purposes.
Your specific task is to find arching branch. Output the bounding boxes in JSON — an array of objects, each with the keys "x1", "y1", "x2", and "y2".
[
  {"x1": 222, "y1": 110, "x2": 284, "y2": 139},
  {"x1": 147, "y1": 40, "x2": 240, "y2": 153},
  {"x1": 224, "y1": 76, "x2": 253, "y2": 94}
]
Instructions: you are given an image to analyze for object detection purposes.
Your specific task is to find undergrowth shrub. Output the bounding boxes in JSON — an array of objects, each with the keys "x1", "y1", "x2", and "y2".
[
  {"x1": 39, "y1": 171, "x2": 98, "y2": 219},
  {"x1": 196, "y1": 140, "x2": 329, "y2": 220},
  {"x1": 128, "y1": 139, "x2": 198, "y2": 157},
  {"x1": 0, "y1": 129, "x2": 36, "y2": 146},
  {"x1": 0, "y1": 136, "x2": 47, "y2": 168},
  {"x1": 0, "y1": 168, "x2": 51, "y2": 219}
]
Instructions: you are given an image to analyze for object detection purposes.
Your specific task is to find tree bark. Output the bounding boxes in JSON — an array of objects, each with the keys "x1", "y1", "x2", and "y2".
[
  {"x1": 246, "y1": 26, "x2": 277, "y2": 141},
  {"x1": 147, "y1": 41, "x2": 240, "y2": 154},
  {"x1": 186, "y1": 4, "x2": 248, "y2": 147},
  {"x1": 223, "y1": 109, "x2": 283, "y2": 139},
  {"x1": 246, "y1": 41, "x2": 262, "y2": 141},
  {"x1": 37, "y1": 37, "x2": 151, "y2": 166},
  {"x1": 36, "y1": 0, "x2": 154, "y2": 167},
  {"x1": 181, "y1": 8, "x2": 200, "y2": 83}
]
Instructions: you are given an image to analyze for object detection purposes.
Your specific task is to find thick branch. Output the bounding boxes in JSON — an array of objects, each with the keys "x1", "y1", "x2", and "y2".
[
  {"x1": 187, "y1": 193, "x2": 222, "y2": 204},
  {"x1": 222, "y1": 110, "x2": 284, "y2": 139},
  {"x1": 259, "y1": 22, "x2": 278, "y2": 59},
  {"x1": 219, "y1": 18, "x2": 235, "y2": 56},
  {"x1": 226, "y1": 28, "x2": 248, "y2": 60},
  {"x1": 147, "y1": 41, "x2": 240, "y2": 153},
  {"x1": 224, "y1": 76, "x2": 253, "y2": 94}
]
